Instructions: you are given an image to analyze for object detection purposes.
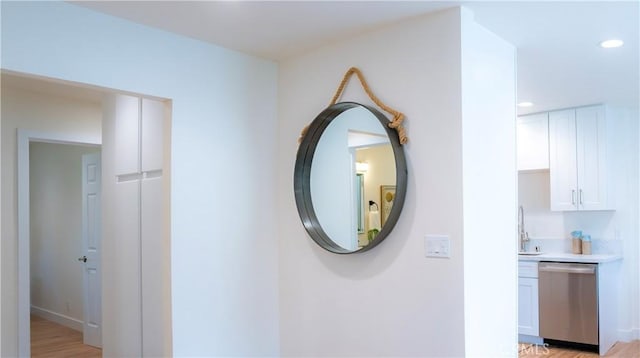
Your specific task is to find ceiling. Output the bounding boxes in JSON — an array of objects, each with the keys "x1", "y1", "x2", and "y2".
[{"x1": 13, "y1": 1, "x2": 640, "y2": 115}]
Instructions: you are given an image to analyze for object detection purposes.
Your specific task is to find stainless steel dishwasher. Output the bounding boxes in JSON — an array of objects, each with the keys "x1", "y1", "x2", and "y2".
[{"x1": 538, "y1": 262, "x2": 598, "y2": 345}]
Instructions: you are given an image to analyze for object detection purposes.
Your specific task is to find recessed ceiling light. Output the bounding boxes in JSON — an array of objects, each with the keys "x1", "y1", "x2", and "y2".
[
  {"x1": 599, "y1": 39, "x2": 624, "y2": 48},
  {"x1": 518, "y1": 102, "x2": 534, "y2": 107}
]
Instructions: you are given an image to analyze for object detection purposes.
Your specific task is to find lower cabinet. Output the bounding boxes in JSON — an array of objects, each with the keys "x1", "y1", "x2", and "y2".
[
  {"x1": 518, "y1": 258, "x2": 620, "y2": 354},
  {"x1": 518, "y1": 261, "x2": 539, "y2": 337}
]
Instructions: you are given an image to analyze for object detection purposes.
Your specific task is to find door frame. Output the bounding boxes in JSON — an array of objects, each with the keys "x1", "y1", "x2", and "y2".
[{"x1": 17, "y1": 129, "x2": 101, "y2": 356}]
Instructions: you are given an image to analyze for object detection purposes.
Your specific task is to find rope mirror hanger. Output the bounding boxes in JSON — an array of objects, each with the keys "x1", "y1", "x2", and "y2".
[{"x1": 298, "y1": 67, "x2": 408, "y2": 145}]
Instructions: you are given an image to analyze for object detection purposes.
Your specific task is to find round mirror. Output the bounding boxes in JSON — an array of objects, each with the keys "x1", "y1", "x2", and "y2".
[{"x1": 294, "y1": 102, "x2": 408, "y2": 254}]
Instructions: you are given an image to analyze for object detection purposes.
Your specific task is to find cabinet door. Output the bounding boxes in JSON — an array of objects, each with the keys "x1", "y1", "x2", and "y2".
[
  {"x1": 112, "y1": 95, "x2": 141, "y2": 176},
  {"x1": 141, "y1": 176, "x2": 167, "y2": 357},
  {"x1": 576, "y1": 106, "x2": 609, "y2": 210},
  {"x1": 517, "y1": 113, "x2": 549, "y2": 171},
  {"x1": 111, "y1": 180, "x2": 143, "y2": 357},
  {"x1": 141, "y1": 98, "x2": 165, "y2": 173},
  {"x1": 549, "y1": 109, "x2": 578, "y2": 210},
  {"x1": 518, "y1": 277, "x2": 539, "y2": 336}
]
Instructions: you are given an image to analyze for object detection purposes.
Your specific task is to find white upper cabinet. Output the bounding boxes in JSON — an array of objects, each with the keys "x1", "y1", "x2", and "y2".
[
  {"x1": 549, "y1": 105, "x2": 612, "y2": 211},
  {"x1": 517, "y1": 113, "x2": 549, "y2": 171},
  {"x1": 576, "y1": 106, "x2": 609, "y2": 210},
  {"x1": 549, "y1": 109, "x2": 578, "y2": 210},
  {"x1": 109, "y1": 95, "x2": 165, "y2": 176}
]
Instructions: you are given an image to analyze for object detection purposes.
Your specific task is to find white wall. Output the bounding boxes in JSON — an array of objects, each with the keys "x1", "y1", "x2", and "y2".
[
  {"x1": 637, "y1": 106, "x2": 640, "y2": 341},
  {"x1": 0, "y1": 0, "x2": 5, "y2": 346},
  {"x1": 0, "y1": 71, "x2": 2, "y2": 358},
  {"x1": 460, "y1": 8, "x2": 517, "y2": 356},
  {"x1": 1, "y1": 2, "x2": 280, "y2": 356},
  {"x1": 29, "y1": 142, "x2": 99, "y2": 328},
  {"x1": 613, "y1": 107, "x2": 640, "y2": 341},
  {"x1": 1, "y1": 84, "x2": 102, "y2": 355},
  {"x1": 278, "y1": 7, "x2": 516, "y2": 356}
]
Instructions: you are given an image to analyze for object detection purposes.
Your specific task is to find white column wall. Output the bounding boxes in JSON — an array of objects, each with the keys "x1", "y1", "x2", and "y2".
[
  {"x1": 278, "y1": 7, "x2": 517, "y2": 356},
  {"x1": 0, "y1": 2, "x2": 3, "y2": 344},
  {"x1": 460, "y1": 8, "x2": 517, "y2": 356},
  {"x1": 278, "y1": 8, "x2": 467, "y2": 356},
  {"x1": 611, "y1": 107, "x2": 640, "y2": 341},
  {"x1": 637, "y1": 107, "x2": 640, "y2": 341},
  {"x1": 1, "y1": 2, "x2": 279, "y2": 356}
]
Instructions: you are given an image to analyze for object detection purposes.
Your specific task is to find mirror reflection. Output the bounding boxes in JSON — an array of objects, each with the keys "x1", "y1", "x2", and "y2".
[{"x1": 310, "y1": 107, "x2": 396, "y2": 251}]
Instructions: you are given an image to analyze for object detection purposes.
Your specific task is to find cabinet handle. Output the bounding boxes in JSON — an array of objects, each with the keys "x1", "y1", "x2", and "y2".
[
  {"x1": 571, "y1": 190, "x2": 576, "y2": 205},
  {"x1": 579, "y1": 189, "x2": 583, "y2": 205}
]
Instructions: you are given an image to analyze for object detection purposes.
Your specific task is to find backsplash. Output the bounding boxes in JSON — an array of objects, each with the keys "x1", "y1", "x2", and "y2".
[
  {"x1": 519, "y1": 170, "x2": 623, "y2": 256},
  {"x1": 526, "y1": 238, "x2": 623, "y2": 256}
]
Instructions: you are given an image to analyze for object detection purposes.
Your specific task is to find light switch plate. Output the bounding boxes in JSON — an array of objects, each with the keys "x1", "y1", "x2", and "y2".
[{"x1": 425, "y1": 235, "x2": 450, "y2": 258}]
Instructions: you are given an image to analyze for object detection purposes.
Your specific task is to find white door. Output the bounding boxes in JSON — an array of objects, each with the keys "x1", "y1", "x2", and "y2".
[
  {"x1": 518, "y1": 277, "x2": 539, "y2": 336},
  {"x1": 517, "y1": 113, "x2": 549, "y2": 171},
  {"x1": 549, "y1": 109, "x2": 578, "y2": 211},
  {"x1": 576, "y1": 105, "x2": 609, "y2": 210},
  {"x1": 82, "y1": 152, "x2": 102, "y2": 348}
]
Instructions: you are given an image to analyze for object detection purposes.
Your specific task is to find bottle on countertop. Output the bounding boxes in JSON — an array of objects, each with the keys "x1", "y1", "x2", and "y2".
[
  {"x1": 571, "y1": 230, "x2": 583, "y2": 254},
  {"x1": 582, "y1": 235, "x2": 592, "y2": 255}
]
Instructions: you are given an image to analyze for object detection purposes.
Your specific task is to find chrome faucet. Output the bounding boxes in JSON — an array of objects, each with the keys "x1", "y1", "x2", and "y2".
[{"x1": 518, "y1": 205, "x2": 530, "y2": 252}]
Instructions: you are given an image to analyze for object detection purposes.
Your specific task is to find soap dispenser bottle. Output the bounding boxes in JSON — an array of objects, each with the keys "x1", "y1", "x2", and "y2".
[{"x1": 581, "y1": 235, "x2": 592, "y2": 255}]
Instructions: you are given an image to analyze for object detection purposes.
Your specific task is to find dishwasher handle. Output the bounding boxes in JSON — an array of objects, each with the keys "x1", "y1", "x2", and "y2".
[{"x1": 539, "y1": 263, "x2": 596, "y2": 275}]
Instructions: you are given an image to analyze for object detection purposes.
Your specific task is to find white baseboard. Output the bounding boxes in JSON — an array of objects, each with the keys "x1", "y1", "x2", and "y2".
[
  {"x1": 31, "y1": 305, "x2": 83, "y2": 332},
  {"x1": 617, "y1": 327, "x2": 640, "y2": 342}
]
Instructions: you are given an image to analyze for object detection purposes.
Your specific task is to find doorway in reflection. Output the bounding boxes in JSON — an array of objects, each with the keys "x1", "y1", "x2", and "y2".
[{"x1": 349, "y1": 131, "x2": 395, "y2": 249}]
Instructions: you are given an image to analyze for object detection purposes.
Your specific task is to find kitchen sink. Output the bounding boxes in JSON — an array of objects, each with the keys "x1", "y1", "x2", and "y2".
[{"x1": 518, "y1": 251, "x2": 544, "y2": 255}]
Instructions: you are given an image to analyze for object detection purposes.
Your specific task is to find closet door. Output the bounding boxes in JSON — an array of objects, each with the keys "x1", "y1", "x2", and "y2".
[
  {"x1": 114, "y1": 95, "x2": 140, "y2": 176},
  {"x1": 140, "y1": 98, "x2": 167, "y2": 357},
  {"x1": 113, "y1": 179, "x2": 142, "y2": 357},
  {"x1": 103, "y1": 94, "x2": 169, "y2": 357},
  {"x1": 103, "y1": 94, "x2": 143, "y2": 357},
  {"x1": 141, "y1": 98, "x2": 164, "y2": 172}
]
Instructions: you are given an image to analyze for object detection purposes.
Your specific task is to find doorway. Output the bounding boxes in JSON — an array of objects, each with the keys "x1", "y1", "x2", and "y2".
[
  {"x1": 17, "y1": 131, "x2": 102, "y2": 355},
  {"x1": 12, "y1": 74, "x2": 172, "y2": 357},
  {"x1": 10, "y1": 73, "x2": 171, "y2": 356},
  {"x1": 28, "y1": 141, "x2": 102, "y2": 352}
]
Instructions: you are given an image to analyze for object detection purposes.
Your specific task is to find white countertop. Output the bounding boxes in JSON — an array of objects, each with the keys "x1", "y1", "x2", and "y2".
[{"x1": 518, "y1": 252, "x2": 622, "y2": 263}]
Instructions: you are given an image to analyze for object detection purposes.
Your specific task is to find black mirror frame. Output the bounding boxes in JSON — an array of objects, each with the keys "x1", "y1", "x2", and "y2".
[{"x1": 294, "y1": 102, "x2": 408, "y2": 254}]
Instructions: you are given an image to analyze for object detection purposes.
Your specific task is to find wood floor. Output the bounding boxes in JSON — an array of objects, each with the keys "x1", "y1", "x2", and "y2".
[
  {"x1": 519, "y1": 341, "x2": 639, "y2": 357},
  {"x1": 30, "y1": 314, "x2": 638, "y2": 357},
  {"x1": 31, "y1": 315, "x2": 102, "y2": 358}
]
